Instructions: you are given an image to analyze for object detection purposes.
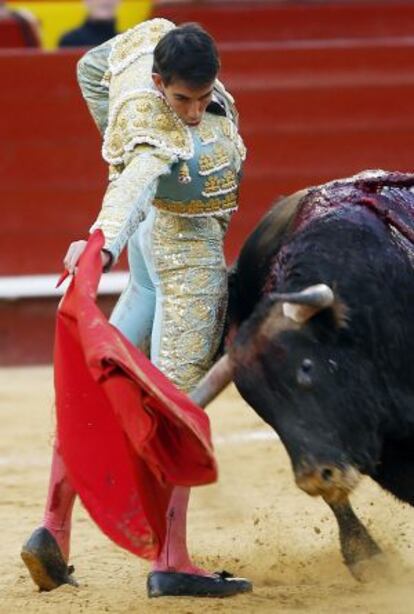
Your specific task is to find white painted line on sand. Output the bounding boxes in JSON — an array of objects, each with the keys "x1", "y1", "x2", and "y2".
[
  {"x1": 214, "y1": 429, "x2": 279, "y2": 446},
  {"x1": 0, "y1": 430, "x2": 279, "y2": 467},
  {"x1": 0, "y1": 456, "x2": 48, "y2": 468}
]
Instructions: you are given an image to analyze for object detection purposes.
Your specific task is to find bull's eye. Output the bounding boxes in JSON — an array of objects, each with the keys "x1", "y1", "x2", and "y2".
[
  {"x1": 301, "y1": 358, "x2": 313, "y2": 373},
  {"x1": 297, "y1": 358, "x2": 314, "y2": 387}
]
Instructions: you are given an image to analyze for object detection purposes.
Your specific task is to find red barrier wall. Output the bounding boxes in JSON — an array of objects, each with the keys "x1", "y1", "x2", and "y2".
[
  {"x1": 1, "y1": 49, "x2": 106, "y2": 276},
  {"x1": 2, "y1": 38, "x2": 414, "y2": 275},
  {"x1": 0, "y1": 295, "x2": 116, "y2": 364},
  {"x1": 153, "y1": 1, "x2": 414, "y2": 43}
]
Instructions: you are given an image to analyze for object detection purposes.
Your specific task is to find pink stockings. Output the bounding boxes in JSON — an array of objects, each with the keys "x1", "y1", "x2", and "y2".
[
  {"x1": 42, "y1": 443, "x2": 210, "y2": 575},
  {"x1": 42, "y1": 441, "x2": 76, "y2": 561},
  {"x1": 151, "y1": 486, "x2": 211, "y2": 576}
]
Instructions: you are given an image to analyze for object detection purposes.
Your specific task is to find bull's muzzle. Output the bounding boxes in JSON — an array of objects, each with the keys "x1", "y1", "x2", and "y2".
[{"x1": 295, "y1": 464, "x2": 361, "y2": 504}]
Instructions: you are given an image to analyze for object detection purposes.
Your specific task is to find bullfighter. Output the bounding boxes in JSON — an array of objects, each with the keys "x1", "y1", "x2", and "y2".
[{"x1": 21, "y1": 18, "x2": 252, "y2": 599}]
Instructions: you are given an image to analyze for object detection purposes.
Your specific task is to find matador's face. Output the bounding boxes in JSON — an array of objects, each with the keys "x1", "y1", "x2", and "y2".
[{"x1": 152, "y1": 74, "x2": 214, "y2": 127}]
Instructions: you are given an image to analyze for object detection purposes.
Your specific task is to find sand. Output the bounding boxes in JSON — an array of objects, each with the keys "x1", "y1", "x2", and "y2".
[{"x1": 1, "y1": 366, "x2": 414, "y2": 614}]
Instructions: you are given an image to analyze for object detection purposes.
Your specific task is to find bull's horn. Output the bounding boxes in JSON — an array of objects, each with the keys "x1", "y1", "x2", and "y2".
[
  {"x1": 271, "y1": 283, "x2": 334, "y2": 324},
  {"x1": 190, "y1": 354, "x2": 233, "y2": 409}
]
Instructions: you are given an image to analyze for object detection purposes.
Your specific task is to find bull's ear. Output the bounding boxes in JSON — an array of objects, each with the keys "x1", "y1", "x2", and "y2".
[{"x1": 272, "y1": 284, "x2": 349, "y2": 328}]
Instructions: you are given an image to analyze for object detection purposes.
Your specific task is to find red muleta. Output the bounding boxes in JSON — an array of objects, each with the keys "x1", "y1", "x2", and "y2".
[{"x1": 54, "y1": 229, "x2": 218, "y2": 560}]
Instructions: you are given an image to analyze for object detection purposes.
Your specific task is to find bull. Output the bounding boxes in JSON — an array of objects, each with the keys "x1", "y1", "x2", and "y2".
[{"x1": 191, "y1": 170, "x2": 414, "y2": 581}]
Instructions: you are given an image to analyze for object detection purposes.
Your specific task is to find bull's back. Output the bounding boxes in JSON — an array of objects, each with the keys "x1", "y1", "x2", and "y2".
[{"x1": 229, "y1": 173, "x2": 414, "y2": 329}]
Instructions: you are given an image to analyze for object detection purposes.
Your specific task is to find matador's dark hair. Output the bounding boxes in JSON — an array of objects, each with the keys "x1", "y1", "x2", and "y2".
[{"x1": 153, "y1": 23, "x2": 220, "y2": 87}]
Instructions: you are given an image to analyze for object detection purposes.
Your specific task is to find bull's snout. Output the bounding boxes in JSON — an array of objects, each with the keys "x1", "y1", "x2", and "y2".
[{"x1": 295, "y1": 463, "x2": 361, "y2": 504}]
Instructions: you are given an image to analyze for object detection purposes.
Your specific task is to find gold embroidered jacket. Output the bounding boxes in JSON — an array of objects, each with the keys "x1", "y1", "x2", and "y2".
[{"x1": 77, "y1": 18, "x2": 246, "y2": 261}]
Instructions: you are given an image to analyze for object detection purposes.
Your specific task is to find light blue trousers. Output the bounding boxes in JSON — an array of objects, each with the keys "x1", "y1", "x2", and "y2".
[{"x1": 109, "y1": 207, "x2": 229, "y2": 393}]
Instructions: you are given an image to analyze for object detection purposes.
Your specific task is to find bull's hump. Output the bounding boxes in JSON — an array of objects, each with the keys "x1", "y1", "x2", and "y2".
[{"x1": 320, "y1": 169, "x2": 414, "y2": 192}]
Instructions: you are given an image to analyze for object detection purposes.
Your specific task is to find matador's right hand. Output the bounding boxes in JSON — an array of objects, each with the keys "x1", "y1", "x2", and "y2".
[{"x1": 63, "y1": 240, "x2": 111, "y2": 274}]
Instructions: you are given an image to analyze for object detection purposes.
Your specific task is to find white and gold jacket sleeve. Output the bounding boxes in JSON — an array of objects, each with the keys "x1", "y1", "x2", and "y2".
[
  {"x1": 89, "y1": 147, "x2": 171, "y2": 262},
  {"x1": 77, "y1": 41, "x2": 172, "y2": 263}
]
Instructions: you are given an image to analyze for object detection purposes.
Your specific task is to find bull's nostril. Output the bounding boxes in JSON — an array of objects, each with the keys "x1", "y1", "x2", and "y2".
[{"x1": 321, "y1": 468, "x2": 333, "y2": 481}]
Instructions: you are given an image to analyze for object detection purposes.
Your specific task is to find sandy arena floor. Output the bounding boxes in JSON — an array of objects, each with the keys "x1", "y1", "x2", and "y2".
[{"x1": 1, "y1": 366, "x2": 414, "y2": 614}]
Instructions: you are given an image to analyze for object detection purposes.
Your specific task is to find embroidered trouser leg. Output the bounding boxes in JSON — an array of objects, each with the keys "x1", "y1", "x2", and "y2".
[
  {"x1": 111, "y1": 207, "x2": 228, "y2": 392},
  {"x1": 148, "y1": 208, "x2": 228, "y2": 393},
  {"x1": 120, "y1": 208, "x2": 229, "y2": 572},
  {"x1": 144, "y1": 208, "x2": 228, "y2": 573},
  {"x1": 111, "y1": 208, "x2": 228, "y2": 573}
]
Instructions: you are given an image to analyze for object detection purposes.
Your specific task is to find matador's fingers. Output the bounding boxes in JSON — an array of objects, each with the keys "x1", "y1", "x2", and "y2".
[{"x1": 63, "y1": 240, "x2": 87, "y2": 273}]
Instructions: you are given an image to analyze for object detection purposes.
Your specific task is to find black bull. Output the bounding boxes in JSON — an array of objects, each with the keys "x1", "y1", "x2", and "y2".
[{"x1": 191, "y1": 170, "x2": 414, "y2": 581}]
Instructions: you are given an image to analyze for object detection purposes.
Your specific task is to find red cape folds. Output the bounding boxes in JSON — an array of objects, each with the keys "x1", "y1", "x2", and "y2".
[{"x1": 54, "y1": 230, "x2": 218, "y2": 560}]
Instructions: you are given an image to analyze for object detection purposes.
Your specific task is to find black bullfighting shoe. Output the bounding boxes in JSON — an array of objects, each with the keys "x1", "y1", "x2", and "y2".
[
  {"x1": 20, "y1": 527, "x2": 78, "y2": 591},
  {"x1": 147, "y1": 570, "x2": 252, "y2": 598}
]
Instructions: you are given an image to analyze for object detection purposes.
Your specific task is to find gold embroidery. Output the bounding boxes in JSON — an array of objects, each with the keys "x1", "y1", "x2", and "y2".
[
  {"x1": 132, "y1": 117, "x2": 149, "y2": 129},
  {"x1": 217, "y1": 116, "x2": 246, "y2": 162},
  {"x1": 104, "y1": 91, "x2": 192, "y2": 164},
  {"x1": 109, "y1": 131, "x2": 123, "y2": 151},
  {"x1": 222, "y1": 170, "x2": 237, "y2": 190},
  {"x1": 108, "y1": 163, "x2": 123, "y2": 180},
  {"x1": 197, "y1": 123, "x2": 216, "y2": 144},
  {"x1": 154, "y1": 113, "x2": 172, "y2": 130},
  {"x1": 91, "y1": 148, "x2": 169, "y2": 252},
  {"x1": 154, "y1": 191, "x2": 238, "y2": 215},
  {"x1": 236, "y1": 132, "x2": 247, "y2": 162},
  {"x1": 118, "y1": 116, "x2": 128, "y2": 130},
  {"x1": 170, "y1": 130, "x2": 187, "y2": 147},
  {"x1": 178, "y1": 162, "x2": 192, "y2": 184},
  {"x1": 221, "y1": 120, "x2": 232, "y2": 139},
  {"x1": 136, "y1": 100, "x2": 152, "y2": 113},
  {"x1": 89, "y1": 19, "x2": 246, "y2": 170},
  {"x1": 202, "y1": 170, "x2": 237, "y2": 197},
  {"x1": 109, "y1": 19, "x2": 175, "y2": 75},
  {"x1": 198, "y1": 145, "x2": 230, "y2": 176},
  {"x1": 103, "y1": 18, "x2": 193, "y2": 165},
  {"x1": 203, "y1": 176, "x2": 220, "y2": 194},
  {"x1": 151, "y1": 211, "x2": 229, "y2": 392},
  {"x1": 117, "y1": 36, "x2": 143, "y2": 61}
]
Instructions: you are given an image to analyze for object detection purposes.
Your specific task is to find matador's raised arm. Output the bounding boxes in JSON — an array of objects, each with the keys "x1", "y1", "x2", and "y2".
[
  {"x1": 77, "y1": 39, "x2": 112, "y2": 135},
  {"x1": 75, "y1": 30, "x2": 176, "y2": 264}
]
